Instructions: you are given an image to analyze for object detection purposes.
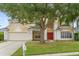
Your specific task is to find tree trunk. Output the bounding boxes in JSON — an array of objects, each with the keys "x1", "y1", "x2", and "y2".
[
  {"x1": 40, "y1": 28, "x2": 45, "y2": 43},
  {"x1": 40, "y1": 17, "x2": 46, "y2": 43}
]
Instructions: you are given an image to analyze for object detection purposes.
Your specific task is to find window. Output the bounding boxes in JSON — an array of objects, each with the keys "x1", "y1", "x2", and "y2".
[
  {"x1": 35, "y1": 35, "x2": 40, "y2": 38},
  {"x1": 61, "y1": 32, "x2": 72, "y2": 38},
  {"x1": 33, "y1": 31, "x2": 40, "y2": 41}
]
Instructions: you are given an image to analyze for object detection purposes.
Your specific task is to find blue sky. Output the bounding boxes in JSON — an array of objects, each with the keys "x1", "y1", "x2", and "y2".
[{"x1": 0, "y1": 11, "x2": 9, "y2": 29}]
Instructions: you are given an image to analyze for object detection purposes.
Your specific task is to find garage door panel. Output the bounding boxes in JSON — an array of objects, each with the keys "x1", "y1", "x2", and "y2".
[{"x1": 9, "y1": 32, "x2": 32, "y2": 40}]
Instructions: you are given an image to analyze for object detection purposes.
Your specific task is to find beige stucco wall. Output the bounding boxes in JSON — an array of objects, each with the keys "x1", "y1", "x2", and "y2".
[{"x1": 8, "y1": 23, "x2": 27, "y2": 32}]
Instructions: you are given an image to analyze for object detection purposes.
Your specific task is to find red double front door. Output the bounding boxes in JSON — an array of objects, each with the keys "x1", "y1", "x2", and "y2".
[{"x1": 47, "y1": 32, "x2": 53, "y2": 40}]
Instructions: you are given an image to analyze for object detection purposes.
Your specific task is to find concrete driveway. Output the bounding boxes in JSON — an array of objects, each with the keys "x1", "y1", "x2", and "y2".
[{"x1": 0, "y1": 41, "x2": 26, "y2": 56}]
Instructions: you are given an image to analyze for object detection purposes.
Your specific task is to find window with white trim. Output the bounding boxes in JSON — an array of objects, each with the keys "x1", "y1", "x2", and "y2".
[{"x1": 61, "y1": 32, "x2": 72, "y2": 38}]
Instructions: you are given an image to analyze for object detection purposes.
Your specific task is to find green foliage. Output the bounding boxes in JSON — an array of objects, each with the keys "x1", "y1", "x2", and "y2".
[
  {"x1": 0, "y1": 32, "x2": 4, "y2": 41},
  {"x1": 0, "y1": 4, "x2": 57, "y2": 24},
  {"x1": 74, "y1": 33, "x2": 79, "y2": 41},
  {"x1": 54, "y1": 3, "x2": 79, "y2": 25},
  {"x1": 0, "y1": 3, "x2": 79, "y2": 25}
]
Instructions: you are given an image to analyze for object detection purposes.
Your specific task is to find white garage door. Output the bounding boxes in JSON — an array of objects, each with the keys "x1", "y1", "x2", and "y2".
[{"x1": 8, "y1": 32, "x2": 32, "y2": 40}]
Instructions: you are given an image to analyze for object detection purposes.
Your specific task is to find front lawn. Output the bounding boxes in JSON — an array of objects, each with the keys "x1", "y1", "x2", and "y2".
[{"x1": 12, "y1": 40, "x2": 79, "y2": 56}]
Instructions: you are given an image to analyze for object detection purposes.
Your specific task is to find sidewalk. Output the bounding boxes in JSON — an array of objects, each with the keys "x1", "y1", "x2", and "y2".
[
  {"x1": 0, "y1": 41, "x2": 26, "y2": 56},
  {"x1": 38, "y1": 52, "x2": 79, "y2": 56}
]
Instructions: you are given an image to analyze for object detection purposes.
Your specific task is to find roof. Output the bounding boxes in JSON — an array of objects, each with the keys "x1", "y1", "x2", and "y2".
[
  {"x1": 56, "y1": 26, "x2": 73, "y2": 31},
  {"x1": 0, "y1": 28, "x2": 8, "y2": 31}
]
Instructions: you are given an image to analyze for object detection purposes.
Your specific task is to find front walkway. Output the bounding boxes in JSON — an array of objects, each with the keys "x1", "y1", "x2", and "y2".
[
  {"x1": 38, "y1": 52, "x2": 79, "y2": 56},
  {"x1": 0, "y1": 41, "x2": 26, "y2": 56}
]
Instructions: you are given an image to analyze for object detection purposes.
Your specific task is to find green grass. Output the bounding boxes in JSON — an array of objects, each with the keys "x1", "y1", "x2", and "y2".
[{"x1": 12, "y1": 40, "x2": 79, "y2": 56}]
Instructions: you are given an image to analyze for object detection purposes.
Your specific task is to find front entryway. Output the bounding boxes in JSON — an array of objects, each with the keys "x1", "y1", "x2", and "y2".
[{"x1": 47, "y1": 32, "x2": 53, "y2": 40}]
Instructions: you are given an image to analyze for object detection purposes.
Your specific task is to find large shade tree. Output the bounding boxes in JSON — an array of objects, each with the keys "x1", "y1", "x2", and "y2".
[
  {"x1": 0, "y1": 3, "x2": 79, "y2": 43},
  {"x1": 0, "y1": 3, "x2": 58, "y2": 43}
]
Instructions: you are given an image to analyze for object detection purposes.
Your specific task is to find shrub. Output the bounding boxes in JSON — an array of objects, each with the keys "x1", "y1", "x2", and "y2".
[
  {"x1": 0, "y1": 32, "x2": 4, "y2": 41},
  {"x1": 74, "y1": 33, "x2": 79, "y2": 41}
]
